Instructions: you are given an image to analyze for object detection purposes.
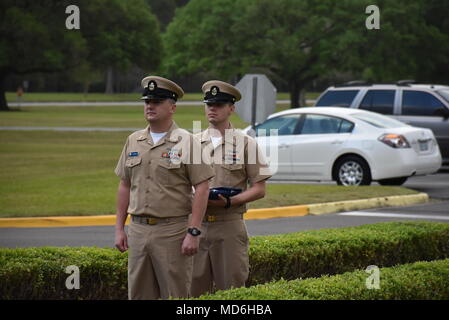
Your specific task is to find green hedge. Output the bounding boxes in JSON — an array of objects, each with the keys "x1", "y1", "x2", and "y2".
[
  {"x1": 247, "y1": 221, "x2": 449, "y2": 285},
  {"x1": 0, "y1": 221, "x2": 448, "y2": 299},
  {"x1": 196, "y1": 259, "x2": 449, "y2": 300},
  {"x1": 0, "y1": 247, "x2": 128, "y2": 299}
]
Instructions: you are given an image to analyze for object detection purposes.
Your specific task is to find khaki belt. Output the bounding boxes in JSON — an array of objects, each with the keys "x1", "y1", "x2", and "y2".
[
  {"x1": 131, "y1": 215, "x2": 187, "y2": 225},
  {"x1": 203, "y1": 213, "x2": 243, "y2": 223}
]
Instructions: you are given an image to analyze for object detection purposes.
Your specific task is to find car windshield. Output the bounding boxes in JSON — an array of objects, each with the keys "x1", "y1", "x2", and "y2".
[
  {"x1": 437, "y1": 89, "x2": 449, "y2": 103},
  {"x1": 350, "y1": 112, "x2": 408, "y2": 128}
]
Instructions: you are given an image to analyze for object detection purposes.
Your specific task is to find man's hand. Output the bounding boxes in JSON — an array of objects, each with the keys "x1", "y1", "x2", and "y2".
[
  {"x1": 207, "y1": 194, "x2": 227, "y2": 207},
  {"x1": 181, "y1": 233, "x2": 200, "y2": 256},
  {"x1": 115, "y1": 229, "x2": 128, "y2": 253}
]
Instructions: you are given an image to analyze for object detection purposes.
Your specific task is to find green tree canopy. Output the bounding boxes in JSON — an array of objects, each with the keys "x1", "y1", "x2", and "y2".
[
  {"x1": 81, "y1": 0, "x2": 162, "y2": 93},
  {"x1": 0, "y1": 1, "x2": 86, "y2": 110},
  {"x1": 163, "y1": 0, "x2": 449, "y2": 108},
  {"x1": 345, "y1": 0, "x2": 449, "y2": 84},
  {"x1": 0, "y1": 0, "x2": 162, "y2": 109}
]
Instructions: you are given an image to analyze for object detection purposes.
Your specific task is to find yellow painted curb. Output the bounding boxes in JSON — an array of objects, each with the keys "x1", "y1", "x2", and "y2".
[
  {"x1": 245, "y1": 205, "x2": 309, "y2": 220},
  {"x1": 0, "y1": 215, "x2": 130, "y2": 228},
  {"x1": 0, "y1": 193, "x2": 428, "y2": 228},
  {"x1": 308, "y1": 193, "x2": 429, "y2": 216}
]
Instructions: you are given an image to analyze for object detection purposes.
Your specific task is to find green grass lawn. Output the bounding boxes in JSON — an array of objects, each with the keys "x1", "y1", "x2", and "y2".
[
  {"x1": 250, "y1": 184, "x2": 418, "y2": 209},
  {"x1": 0, "y1": 105, "x2": 252, "y2": 129},
  {"x1": 0, "y1": 129, "x2": 418, "y2": 218},
  {"x1": 0, "y1": 104, "x2": 417, "y2": 217},
  {"x1": 6, "y1": 92, "x2": 306, "y2": 103}
]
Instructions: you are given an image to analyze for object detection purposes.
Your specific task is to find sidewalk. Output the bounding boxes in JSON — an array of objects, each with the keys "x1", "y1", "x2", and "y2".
[{"x1": 0, "y1": 193, "x2": 429, "y2": 228}]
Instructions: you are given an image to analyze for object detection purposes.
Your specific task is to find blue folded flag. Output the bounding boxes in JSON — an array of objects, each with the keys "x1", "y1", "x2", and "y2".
[{"x1": 209, "y1": 187, "x2": 242, "y2": 200}]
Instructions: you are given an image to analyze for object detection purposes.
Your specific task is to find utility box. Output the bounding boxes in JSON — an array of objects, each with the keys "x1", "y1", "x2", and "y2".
[{"x1": 235, "y1": 74, "x2": 277, "y2": 128}]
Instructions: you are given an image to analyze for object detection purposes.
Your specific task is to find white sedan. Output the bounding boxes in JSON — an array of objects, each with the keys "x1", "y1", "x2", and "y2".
[{"x1": 243, "y1": 107, "x2": 442, "y2": 186}]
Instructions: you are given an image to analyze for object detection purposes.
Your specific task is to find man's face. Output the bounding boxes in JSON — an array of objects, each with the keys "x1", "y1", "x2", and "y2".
[
  {"x1": 205, "y1": 102, "x2": 234, "y2": 125},
  {"x1": 144, "y1": 99, "x2": 176, "y2": 123}
]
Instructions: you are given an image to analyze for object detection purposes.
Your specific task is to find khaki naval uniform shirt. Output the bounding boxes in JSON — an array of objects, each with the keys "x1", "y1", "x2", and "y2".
[
  {"x1": 197, "y1": 125, "x2": 271, "y2": 216},
  {"x1": 115, "y1": 122, "x2": 214, "y2": 218}
]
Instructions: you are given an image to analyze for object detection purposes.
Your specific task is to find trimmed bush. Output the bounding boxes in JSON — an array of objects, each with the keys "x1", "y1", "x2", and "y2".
[
  {"x1": 196, "y1": 259, "x2": 449, "y2": 300},
  {"x1": 0, "y1": 247, "x2": 128, "y2": 299},
  {"x1": 247, "y1": 221, "x2": 449, "y2": 285},
  {"x1": 0, "y1": 221, "x2": 448, "y2": 299}
]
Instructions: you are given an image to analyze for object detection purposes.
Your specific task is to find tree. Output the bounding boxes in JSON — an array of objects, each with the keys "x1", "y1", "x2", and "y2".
[
  {"x1": 163, "y1": 0, "x2": 449, "y2": 108},
  {"x1": 146, "y1": 0, "x2": 177, "y2": 32},
  {"x1": 79, "y1": 0, "x2": 162, "y2": 93},
  {"x1": 342, "y1": 0, "x2": 449, "y2": 84},
  {"x1": 0, "y1": 0, "x2": 162, "y2": 110},
  {"x1": 162, "y1": 0, "x2": 246, "y2": 81},
  {"x1": 163, "y1": 0, "x2": 365, "y2": 108},
  {"x1": 0, "y1": 0, "x2": 86, "y2": 110},
  {"x1": 232, "y1": 0, "x2": 365, "y2": 108}
]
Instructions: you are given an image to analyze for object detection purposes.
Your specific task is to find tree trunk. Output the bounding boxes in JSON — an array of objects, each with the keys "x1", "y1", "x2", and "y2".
[
  {"x1": 0, "y1": 74, "x2": 10, "y2": 111},
  {"x1": 105, "y1": 66, "x2": 114, "y2": 94},
  {"x1": 289, "y1": 80, "x2": 306, "y2": 109}
]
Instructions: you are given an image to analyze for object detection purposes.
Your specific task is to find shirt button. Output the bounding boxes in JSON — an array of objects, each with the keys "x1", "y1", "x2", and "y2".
[{"x1": 146, "y1": 190, "x2": 150, "y2": 194}]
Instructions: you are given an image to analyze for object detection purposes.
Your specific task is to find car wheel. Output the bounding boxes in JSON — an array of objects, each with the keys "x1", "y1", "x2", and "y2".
[
  {"x1": 334, "y1": 156, "x2": 372, "y2": 186},
  {"x1": 377, "y1": 177, "x2": 408, "y2": 186}
]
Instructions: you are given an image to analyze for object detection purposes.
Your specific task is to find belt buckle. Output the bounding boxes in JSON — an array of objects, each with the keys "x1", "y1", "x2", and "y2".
[
  {"x1": 147, "y1": 218, "x2": 158, "y2": 225},
  {"x1": 207, "y1": 215, "x2": 216, "y2": 223}
]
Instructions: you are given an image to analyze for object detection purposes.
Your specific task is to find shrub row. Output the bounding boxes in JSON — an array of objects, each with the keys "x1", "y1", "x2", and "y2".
[
  {"x1": 0, "y1": 247, "x2": 128, "y2": 299},
  {"x1": 247, "y1": 221, "x2": 449, "y2": 285},
  {"x1": 196, "y1": 258, "x2": 449, "y2": 300},
  {"x1": 0, "y1": 221, "x2": 448, "y2": 299}
]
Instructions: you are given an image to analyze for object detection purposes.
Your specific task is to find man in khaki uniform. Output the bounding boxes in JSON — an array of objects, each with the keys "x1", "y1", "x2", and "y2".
[
  {"x1": 114, "y1": 76, "x2": 214, "y2": 300},
  {"x1": 191, "y1": 80, "x2": 272, "y2": 297}
]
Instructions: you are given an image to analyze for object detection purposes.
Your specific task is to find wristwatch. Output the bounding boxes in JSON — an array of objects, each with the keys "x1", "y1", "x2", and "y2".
[{"x1": 187, "y1": 227, "x2": 201, "y2": 237}]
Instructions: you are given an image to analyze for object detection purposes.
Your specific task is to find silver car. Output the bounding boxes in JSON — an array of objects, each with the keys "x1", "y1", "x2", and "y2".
[{"x1": 315, "y1": 81, "x2": 449, "y2": 167}]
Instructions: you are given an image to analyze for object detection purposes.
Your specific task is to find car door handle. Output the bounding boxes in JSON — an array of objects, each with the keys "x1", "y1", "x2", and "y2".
[
  {"x1": 331, "y1": 140, "x2": 344, "y2": 145},
  {"x1": 279, "y1": 144, "x2": 290, "y2": 148}
]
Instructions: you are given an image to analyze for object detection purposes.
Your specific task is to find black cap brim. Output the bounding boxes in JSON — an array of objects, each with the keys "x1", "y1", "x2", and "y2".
[
  {"x1": 203, "y1": 98, "x2": 233, "y2": 104},
  {"x1": 141, "y1": 95, "x2": 166, "y2": 101}
]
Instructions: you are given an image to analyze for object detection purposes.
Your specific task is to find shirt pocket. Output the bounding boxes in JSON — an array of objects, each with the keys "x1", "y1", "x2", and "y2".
[
  {"x1": 125, "y1": 157, "x2": 142, "y2": 184},
  {"x1": 156, "y1": 160, "x2": 182, "y2": 186},
  {"x1": 125, "y1": 157, "x2": 142, "y2": 168}
]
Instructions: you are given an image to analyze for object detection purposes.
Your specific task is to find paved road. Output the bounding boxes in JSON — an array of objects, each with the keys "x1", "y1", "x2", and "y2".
[
  {"x1": 401, "y1": 171, "x2": 449, "y2": 199},
  {"x1": 1, "y1": 172, "x2": 447, "y2": 248},
  {"x1": 269, "y1": 170, "x2": 449, "y2": 200},
  {"x1": 1, "y1": 200, "x2": 447, "y2": 248}
]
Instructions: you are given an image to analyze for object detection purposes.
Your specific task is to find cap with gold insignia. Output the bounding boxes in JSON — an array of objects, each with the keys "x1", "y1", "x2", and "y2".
[
  {"x1": 202, "y1": 80, "x2": 241, "y2": 104},
  {"x1": 141, "y1": 76, "x2": 184, "y2": 101}
]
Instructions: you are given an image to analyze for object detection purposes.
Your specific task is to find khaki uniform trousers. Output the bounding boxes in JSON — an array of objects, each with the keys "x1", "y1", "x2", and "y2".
[
  {"x1": 127, "y1": 218, "x2": 192, "y2": 300},
  {"x1": 191, "y1": 217, "x2": 249, "y2": 297}
]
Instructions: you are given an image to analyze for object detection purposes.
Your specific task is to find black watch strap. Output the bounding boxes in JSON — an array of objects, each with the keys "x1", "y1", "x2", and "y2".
[
  {"x1": 224, "y1": 197, "x2": 232, "y2": 209},
  {"x1": 187, "y1": 227, "x2": 201, "y2": 237}
]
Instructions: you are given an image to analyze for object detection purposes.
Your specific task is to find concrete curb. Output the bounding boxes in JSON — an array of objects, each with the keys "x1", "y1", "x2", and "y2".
[
  {"x1": 307, "y1": 193, "x2": 429, "y2": 216},
  {"x1": 0, "y1": 193, "x2": 429, "y2": 228}
]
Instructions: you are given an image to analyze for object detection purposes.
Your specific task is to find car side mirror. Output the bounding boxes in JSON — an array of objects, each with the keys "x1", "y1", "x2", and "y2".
[{"x1": 433, "y1": 107, "x2": 449, "y2": 119}]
